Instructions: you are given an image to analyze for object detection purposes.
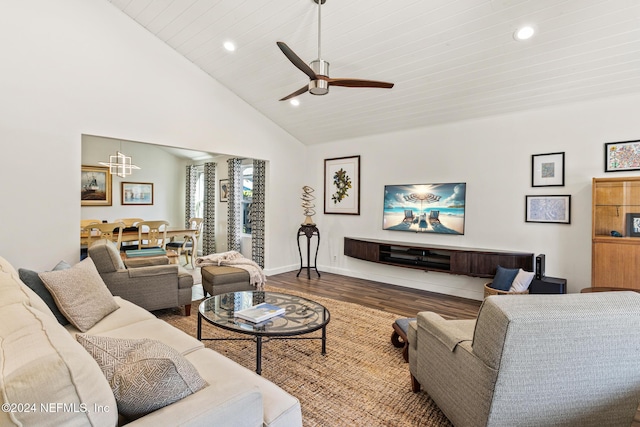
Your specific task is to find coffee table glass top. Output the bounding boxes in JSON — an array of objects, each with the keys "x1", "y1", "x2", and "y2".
[{"x1": 198, "y1": 291, "x2": 330, "y2": 337}]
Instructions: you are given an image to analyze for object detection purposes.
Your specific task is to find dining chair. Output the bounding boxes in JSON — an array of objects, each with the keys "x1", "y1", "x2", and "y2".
[
  {"x1": 80, "y1": 219, "x2": 101, "y2": 228},
  {"x1": 114, "y1": 218, "x2": 143, "y2": 227},
  {"x1": 83, "y1": 221, "x2": 125, "y2": 250},
  {"x1": 166, "y1": 218, "x2": 203, "y2": 267},
  {"x1": 136, "y1": 220, "x2": 170, "y2": 250},
  {"x1": 114, "y1": 217, "x2": 144, "y2": 251}
]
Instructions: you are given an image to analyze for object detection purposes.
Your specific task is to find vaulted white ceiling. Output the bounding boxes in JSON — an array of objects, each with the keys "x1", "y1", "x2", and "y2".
[{"x1": 107, "y1": 0, "x2": 640, "y2": 145}]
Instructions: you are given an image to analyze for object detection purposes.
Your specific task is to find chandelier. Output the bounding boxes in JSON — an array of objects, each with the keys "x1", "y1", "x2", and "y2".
[{"x1": 99, "y1": 145, "x2": 140, "y2": 178}]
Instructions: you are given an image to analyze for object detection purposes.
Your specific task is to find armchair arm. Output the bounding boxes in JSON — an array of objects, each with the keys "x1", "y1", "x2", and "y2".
[
  {"x1": 419, "y1": 312, "x2": 474, "y2": 351},
  {"x1": 410, "y1": 312, "x2": 497, "y2": 427}
]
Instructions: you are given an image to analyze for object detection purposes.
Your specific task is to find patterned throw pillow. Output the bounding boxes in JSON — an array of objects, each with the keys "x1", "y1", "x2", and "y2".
[
  {"x1": 39, "y1": 258, "x2": 119, "y2": 332},
  {"x1": 76, "y1": 335, "x2": 207, "y2": 419}
]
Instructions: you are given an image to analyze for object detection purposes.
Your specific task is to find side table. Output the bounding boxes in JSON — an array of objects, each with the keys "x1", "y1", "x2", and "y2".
[
  {"x1": 529, "y1": 276, "x2": 567, "y2": 294},
  {"x1": 297, "y1": 224, "x2": 320, "y2": 279}
]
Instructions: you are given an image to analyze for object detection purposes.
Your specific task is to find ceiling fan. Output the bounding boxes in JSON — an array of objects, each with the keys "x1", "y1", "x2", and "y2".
[{"x1": 277, "y1": 0, "x2": 394, "y2": 101}]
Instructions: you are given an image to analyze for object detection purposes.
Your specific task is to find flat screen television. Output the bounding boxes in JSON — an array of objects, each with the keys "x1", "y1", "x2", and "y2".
[{"x1": 383, "y1": 183, "x2": 466, "y2": 235}]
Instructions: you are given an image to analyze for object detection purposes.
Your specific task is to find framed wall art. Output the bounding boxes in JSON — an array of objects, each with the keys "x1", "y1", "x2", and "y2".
[
  {"x1": 324, "y1": 155, "x2": 360, "y2": 215},
  {"x1": 531, "y1": 152, "x2": 564, "y2": 187},
  {"x1": 605, "y1": 140, "x2": 640, "y2": 172},
  {"x1": 81, "y1": 165, "x2": 112, "y2": 206},
  {"x1": 121, "y1": 182, "x2": 153, "y2": 205},
  {"x1": 525, "y1": 195, "x2": 571, "y2": 224},
  {"x1": 626, "y1": 213, "x2": 640, "y2": 237},
  {"x1": 219, "y1": 179, "x2": 229, "y2": 202}
]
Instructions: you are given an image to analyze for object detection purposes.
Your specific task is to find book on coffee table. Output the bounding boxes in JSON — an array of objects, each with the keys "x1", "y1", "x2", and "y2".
[{"x1": 234, "y1": 303, "x2": 285, "y2": 323}]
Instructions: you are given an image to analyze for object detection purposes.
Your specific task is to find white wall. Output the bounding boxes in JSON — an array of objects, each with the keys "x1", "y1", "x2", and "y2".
[
  {"x1": 81, "y1": 135, "x2": 185, "y2": 226},
  {"x1": 307, "y1": 93, "x2": 640, "y2": 299},
  {"x1": 0, "y1": 0, "x2": 305, "y2": 272}
]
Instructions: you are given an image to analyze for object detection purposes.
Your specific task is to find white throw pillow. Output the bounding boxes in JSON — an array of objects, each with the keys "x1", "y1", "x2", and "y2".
[{"x1": 509, "y1": 268, "x2": 535, "y2": 292}]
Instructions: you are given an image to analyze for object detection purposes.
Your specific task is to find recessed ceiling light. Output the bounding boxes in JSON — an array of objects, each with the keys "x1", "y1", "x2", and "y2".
[
  {"x1": 223, "y1": 41, "x2": 236, "y2": 52},
  {"x1": 514, "y1": 26, "x2": 535, "y2": 41},
  {"x1": 290, "y1": 99, "x2": 300, "y2": 107}
]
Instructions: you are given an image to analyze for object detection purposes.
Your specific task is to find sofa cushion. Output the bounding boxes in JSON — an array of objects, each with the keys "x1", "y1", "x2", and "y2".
[
  {"x1": 0, "y1": 303, "x2": 117, "y2": 427},
  {"x1": 18, "y1": 261, "x2": 71, "y2": 325},
  {"x1": 77, "y1": 335, "x2": 207, "y2": 420},
  {"x1": 491, "y1": 265, "x2": 520, "y2": 291},
  {"x1": 186, "y1": 348, "x2": 302, "y2": 427},
  {"x1": 39, "y1": 258, "x2": 119, "y2": 332}
]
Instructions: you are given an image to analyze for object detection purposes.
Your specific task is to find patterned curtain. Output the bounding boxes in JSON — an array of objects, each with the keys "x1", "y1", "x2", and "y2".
[
  {"x1": 202, "y1": 162, "x2": 217, "y2": 256},
  {"x1": 227, "y1": 158, "x2": 243, "y2": 252},
  {"x1": 251, "y1": 159, "x2": 266, "y2": 268},
  {"x1": 185, "y1": 165, "x2": 197, "y2": 228}
]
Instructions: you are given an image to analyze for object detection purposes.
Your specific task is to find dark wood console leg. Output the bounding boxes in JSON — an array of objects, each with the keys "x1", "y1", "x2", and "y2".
[
  {"x1": 411, "y1": 374, "x2": 421, "y2": 393},
  {"x1": 184, "y1": 304, "x2": 191, "y2": 317}
]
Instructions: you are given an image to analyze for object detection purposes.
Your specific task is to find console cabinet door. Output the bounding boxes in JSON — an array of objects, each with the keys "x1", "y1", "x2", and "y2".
[
  {"x1": 344, "y1": 238, "x2": 379, "y2": 262},
  {"x1": 592, "y1": 241, "x2": 640, "y2": 289}
]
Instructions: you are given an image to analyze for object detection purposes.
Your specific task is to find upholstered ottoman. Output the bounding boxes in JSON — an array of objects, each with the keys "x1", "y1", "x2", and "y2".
[
  {"x1": 391, "y1": 317, "x2": 416, "y2": 362},
  {"x1": 201, "y1": 265, "x2": 253, "y2": 296}
]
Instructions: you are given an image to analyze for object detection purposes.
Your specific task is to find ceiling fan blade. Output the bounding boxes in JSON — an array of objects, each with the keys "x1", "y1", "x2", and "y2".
[
  {"x1": 279, "y1": 85, "x2": 309, "y2": 101},
  {"x1": 277, "y1": 42, "x2": 317, "y2": 80},
  {"x1": 327, "y1": 78, "x2": 394, "y2": 89}
]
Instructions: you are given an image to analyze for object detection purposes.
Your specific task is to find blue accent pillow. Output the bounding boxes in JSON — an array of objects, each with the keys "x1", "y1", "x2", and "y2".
[
  {"x1": 18, "y1": 261, "x2": 71, "y2": 325},
  {"x1": 491, "y1": 265, "x2": 520, "y2": 291}
]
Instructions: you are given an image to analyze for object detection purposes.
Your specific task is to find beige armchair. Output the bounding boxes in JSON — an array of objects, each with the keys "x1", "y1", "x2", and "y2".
[
  {"x1": 409, "y1": 292, "x2": 640, "y2": 427},
  {"x1": 88, "y1": 239, "x2": 193, "y2": 315}
]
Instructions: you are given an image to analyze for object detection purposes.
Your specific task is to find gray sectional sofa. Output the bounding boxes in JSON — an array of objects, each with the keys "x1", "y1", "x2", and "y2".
[{"x1": 0, "y1": 255, "x2": 302, "y2": 426}]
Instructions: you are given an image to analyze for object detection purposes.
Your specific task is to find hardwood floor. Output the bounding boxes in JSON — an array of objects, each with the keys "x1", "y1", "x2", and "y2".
[{"x1": 266, "y1": 270, "x2": 481, "y2": 319}]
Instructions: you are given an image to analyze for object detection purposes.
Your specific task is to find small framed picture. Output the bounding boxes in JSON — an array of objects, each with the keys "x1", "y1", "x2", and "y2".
[
  {"x1": 219, "y1": 179, "x2": 229, "y2": 202},
  {"x1": 121, "y1": 182, "x2": 153, "y2": 205},
  {"x1": 626, "y1": 213, "x2": 640, "y2": 237},
  {"x1": 81, "y1": 165, "x2": 112, "y2": 206},
  {"x1": 324, "y1": 155, "x2": 360, "y2": 215},
  {"x1": 531, "y1": 152, "x2": 565, "y2": 187},
  {"x1": 605, "y1": 140, "x2": 640, "y2": 172},
  {"x1": 525, "y1": 195, "x2": 571, "y2": 224}
]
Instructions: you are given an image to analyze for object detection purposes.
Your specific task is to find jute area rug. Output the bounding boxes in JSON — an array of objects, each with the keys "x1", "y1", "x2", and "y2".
[{"x1": 156, "y1": 286, "x2": 452, "y2": 427}]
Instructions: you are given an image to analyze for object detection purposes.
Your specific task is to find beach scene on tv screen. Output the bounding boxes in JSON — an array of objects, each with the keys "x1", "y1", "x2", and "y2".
[{"x1": 383, "y1": 183, "x2": 466, "y2": 234}]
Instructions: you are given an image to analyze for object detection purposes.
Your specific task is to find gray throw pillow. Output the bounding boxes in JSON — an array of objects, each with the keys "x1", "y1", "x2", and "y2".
[
  {"x1": 18, "y1": 261, "x2": 71, "y2": 325},
  {"x1": 39, "y1": 258, "x2": 119, "y2": 332}
]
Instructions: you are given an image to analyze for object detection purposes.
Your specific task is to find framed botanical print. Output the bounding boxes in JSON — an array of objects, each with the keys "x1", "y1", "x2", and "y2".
[
  {"x1": 324, "y1": 155, "x2": 360, "y2": 215},
  {"x1": 81, "y1": 165, "x2": 112, "y2": 206}
]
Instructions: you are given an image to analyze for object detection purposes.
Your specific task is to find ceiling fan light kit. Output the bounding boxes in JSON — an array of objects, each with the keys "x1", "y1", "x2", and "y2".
[{"x1": 277, "y1": 0, "x2": 393, "y2": 101}]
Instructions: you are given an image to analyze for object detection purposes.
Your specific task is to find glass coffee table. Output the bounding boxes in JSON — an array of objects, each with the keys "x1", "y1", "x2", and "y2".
[{"x1": 197, "y1": 290, "x2": 330, "y2": 375}]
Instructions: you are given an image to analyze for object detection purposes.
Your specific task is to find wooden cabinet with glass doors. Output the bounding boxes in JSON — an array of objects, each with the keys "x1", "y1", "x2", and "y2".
[{"x1": 592, "y1": 177, "x2": 640, "y2": 289}]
